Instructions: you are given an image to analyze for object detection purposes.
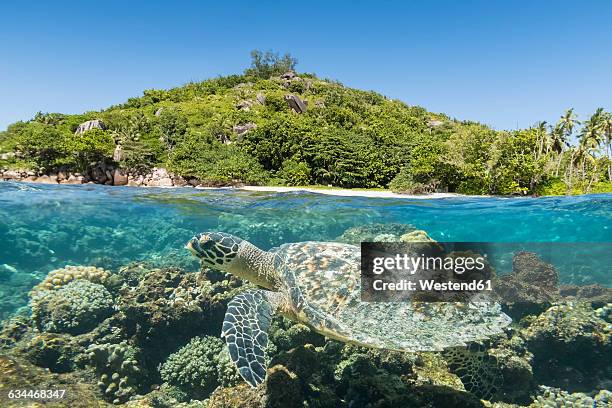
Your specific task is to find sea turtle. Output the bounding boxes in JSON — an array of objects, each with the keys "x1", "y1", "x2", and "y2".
[{"x1": 186, "y1": 232, "x2": 511, "y2": 388}]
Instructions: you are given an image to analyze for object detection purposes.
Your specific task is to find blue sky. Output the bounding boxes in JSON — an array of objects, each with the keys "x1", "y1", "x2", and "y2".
[{"x1": 1, "y1": 0, "x2": 611, "y2": 131}]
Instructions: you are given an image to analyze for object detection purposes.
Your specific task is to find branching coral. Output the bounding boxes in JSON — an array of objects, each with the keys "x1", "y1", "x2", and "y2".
[{"x1": 87, "y1": 341, "x2": 143, "y2": 404}]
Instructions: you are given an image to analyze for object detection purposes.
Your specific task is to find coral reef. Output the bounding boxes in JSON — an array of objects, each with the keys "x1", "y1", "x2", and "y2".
[
  {"x1": 0, "y1": 253, "x2": 610, "y2": 407},
  {"x1": 116, "y1": 265, "x2": 229, "y2": 362},
  {"x1": 530, "y1": 386, "x2": 612, "y2": 407},
  {"x1": 559, "y1": 283, "x2": 612, "y2": 306},
  {"x1": 30, "y1": 265, "x2": 110, "y2": 293},
  {"x1": 521, "y1": 301, "x2": 612, "y2": 392},
  {"x1": 86, "y1": 341, "x2": 144, "y2": 404},
  {"x1": 159, "y1": 336, "x2": 229, "y2": 400},
  {"x1": 0, "y1": 266, "x2": 38, "y2": 321},
  {"x1": 30, "y1": 280, "x2": 114, "y2": 335},
  {"x1": 400, "y1": 230, "x2": 435, "y2": 242},
  {"x1": 335, "y1": 223, "x2": 417, "y2": 245}
]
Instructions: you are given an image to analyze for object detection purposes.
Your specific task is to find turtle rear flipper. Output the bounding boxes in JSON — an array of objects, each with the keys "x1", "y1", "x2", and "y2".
[
  {"x1": 443, "y1": 344, "x2": 503, "y2": 401},
  {"x1": 222, "y1": 289, "x2": 282, "y2": 387}
]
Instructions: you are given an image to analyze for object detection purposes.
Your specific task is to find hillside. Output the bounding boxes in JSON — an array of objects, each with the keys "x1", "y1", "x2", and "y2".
[{"x1": 1, "y1": 53, "x2": 611, "y2": 195}]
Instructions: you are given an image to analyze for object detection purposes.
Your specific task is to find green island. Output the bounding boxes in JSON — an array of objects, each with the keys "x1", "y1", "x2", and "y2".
[{"x1": 1, "y1": 51, "x2": 611, "y2": 196}]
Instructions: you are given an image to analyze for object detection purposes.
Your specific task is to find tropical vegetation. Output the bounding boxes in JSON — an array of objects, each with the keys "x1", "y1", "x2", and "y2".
[{"x1": 0, "y1": 51, "x2": 610, "y2": 195}]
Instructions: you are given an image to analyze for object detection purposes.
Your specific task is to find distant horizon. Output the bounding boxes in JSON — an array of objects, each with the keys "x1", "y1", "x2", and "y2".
[{"x1": 1, "y1": 0, "x2": 611, "y2": 131}]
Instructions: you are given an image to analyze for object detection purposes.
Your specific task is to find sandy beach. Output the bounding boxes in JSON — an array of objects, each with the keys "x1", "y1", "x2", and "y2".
[{"x1": 237, "y1": 185, "x2": 466, "y2": 199}]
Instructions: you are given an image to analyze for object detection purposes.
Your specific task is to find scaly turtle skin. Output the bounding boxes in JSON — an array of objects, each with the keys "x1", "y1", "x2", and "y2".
[{"x1": 186, "y1": 232, "x2": 511, "y2": 388}]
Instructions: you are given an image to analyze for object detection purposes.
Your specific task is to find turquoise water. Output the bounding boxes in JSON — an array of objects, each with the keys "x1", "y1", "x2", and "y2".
[{"x1": 0, "y1": 182, "x2": 611, "y2": 318}]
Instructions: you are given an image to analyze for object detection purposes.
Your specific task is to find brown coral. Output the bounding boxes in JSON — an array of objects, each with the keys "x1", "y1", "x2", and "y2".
[{"x1": 31, "y1": 265, "x2": 110, "y2": 294}]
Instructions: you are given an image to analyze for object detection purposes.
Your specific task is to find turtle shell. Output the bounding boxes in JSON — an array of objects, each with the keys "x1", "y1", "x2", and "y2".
[
  {"x1": 274, "y1": 241, "x2": 359, "y2": 320},
  {"x1": 271, "y1": 241, "x2": 511, "y2": 352}
]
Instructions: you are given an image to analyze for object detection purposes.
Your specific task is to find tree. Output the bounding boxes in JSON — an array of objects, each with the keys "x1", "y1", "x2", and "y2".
[
  {"x1": 574, "y1": 109, "x2": 605, "y2": 192},
  {"x1": 66, "y1": 129, "x2": 115, "y2": 173},
  {"x1": 602, "y1": 111, "x2": 612, "y2": 181},
  {"x1": 244, "y1": 50, "x2": 298, "y2": 79},
  {"x1": 552, "y1": 109, "x2": 578, "y2": 176},
  {"x1": 12, "y1": 122, "x2": 67, "y2": 171},
  {"x1": 157, "y1": 109, "x2": 188, "y2": 150},
  {"x1": 534, "y1": 121, "x2": 549, "y2": 159}
]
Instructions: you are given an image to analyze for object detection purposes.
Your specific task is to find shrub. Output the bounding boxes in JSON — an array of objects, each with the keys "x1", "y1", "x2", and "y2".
[
  {"x1": 277, "y1": 159, "x2": 311, "y2": 186},
  {"x1": 389, "y1": 167, "x2": 438, "y2": 194},
  {"x1": 168, "y1": 133, "x2": 268, "y2": 185}
]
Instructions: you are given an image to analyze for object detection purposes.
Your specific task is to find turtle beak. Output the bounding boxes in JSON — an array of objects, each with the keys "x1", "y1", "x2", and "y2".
[
  {"x1": 185, "y1": 237, "x2": 201, "y2": 257},
  {"x1": 186, "y1": 234, "x2": 211, "y2": 257}
]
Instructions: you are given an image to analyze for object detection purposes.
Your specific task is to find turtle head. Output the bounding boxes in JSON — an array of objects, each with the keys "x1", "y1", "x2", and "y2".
[
  {"x1": 186, "y1": 231, "x2": 277, "y2": 289},
  {"x1": 186, "y1": 232, "x2": 243, "y2": 271}
]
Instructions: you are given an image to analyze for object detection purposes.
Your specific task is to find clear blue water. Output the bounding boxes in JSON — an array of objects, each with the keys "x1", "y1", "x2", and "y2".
[{"x1": 0, "y1": 182, "x2": 610, "y2": 318}]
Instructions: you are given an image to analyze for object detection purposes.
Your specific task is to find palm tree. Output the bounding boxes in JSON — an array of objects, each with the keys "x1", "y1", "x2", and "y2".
[
  {"x1": 580, "y1": 109, "x2": 605, "y2": 148},
  {"x1": 534, "y1": 121, "x2": 549, "y2": 160},
  {"x1": 576, "y1": 109, "x2": 605, "y2": 190},
  {"x1": 553, "y1": 109, "x2": 579, "y2": 176},
  {"x1": 602, "y1": 111, "x2": 612, "y2": 181},
  {"x1": 559, "y1": 108, "x2": 579, "y2": 136}
]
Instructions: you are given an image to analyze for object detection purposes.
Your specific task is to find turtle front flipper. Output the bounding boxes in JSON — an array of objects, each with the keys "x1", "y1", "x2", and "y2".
[{"x1": 222, "y1": 289, "x2": 282, "y2": 387}]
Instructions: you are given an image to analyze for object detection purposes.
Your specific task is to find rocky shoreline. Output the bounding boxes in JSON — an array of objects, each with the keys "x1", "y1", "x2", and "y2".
[
  {"x1": 0, "y1": 169, "x2": 469, "y2": 199},
  {"x1": 0, "y1": 166, "x2": 200, "y2": 188}
]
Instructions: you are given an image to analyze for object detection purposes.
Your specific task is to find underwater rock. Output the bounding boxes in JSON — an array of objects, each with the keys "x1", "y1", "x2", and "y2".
[
  {"x1": 266, "y1": 343, "x2": 337, "y2": 408},
  {"x1": 596, "y1": 303, "x2": 612, "y2": 323},
  {"x1": 511, "y1": 251, "x2": 558, "y2": 290},
  {"x1": 31, "y1": 280, "x2": 114, "y2": 335},
  {"x1": 333, "y1": 345, "x2": 420, "y2": 408},
  {"x1": 559, "y1": 283, "x2": 612, "y2": 306},
  {"x1": 494, "y1": 251, "x2": 560, "y2": 320},
  {"x1": 522, "y1": 302, "x2": 612, "y2": 392},
  {"x1": 87, "y1": 340, "x2": 144, "y2": 404},
  {"x1": 207, "y1": 383, "x2": 266, "y2": 408},
  {"x1": 160, "y1": 336, "x2": 231, "y2": 400},
  {"x1": 269, "y1": 319, "x2": 325, "y2": 351},
  {"x1": 0, "y1": 354, "x2": 111, "y2": 408},
  {"x1": 17, "y1": 332, "x2": 78, "y2": 373},
  {"x1": 372, "y1": 233, "x2": 398, "y2": 241},
  {"x1": 0, "y1": 315, "x2": 30, "y2": 349}
]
